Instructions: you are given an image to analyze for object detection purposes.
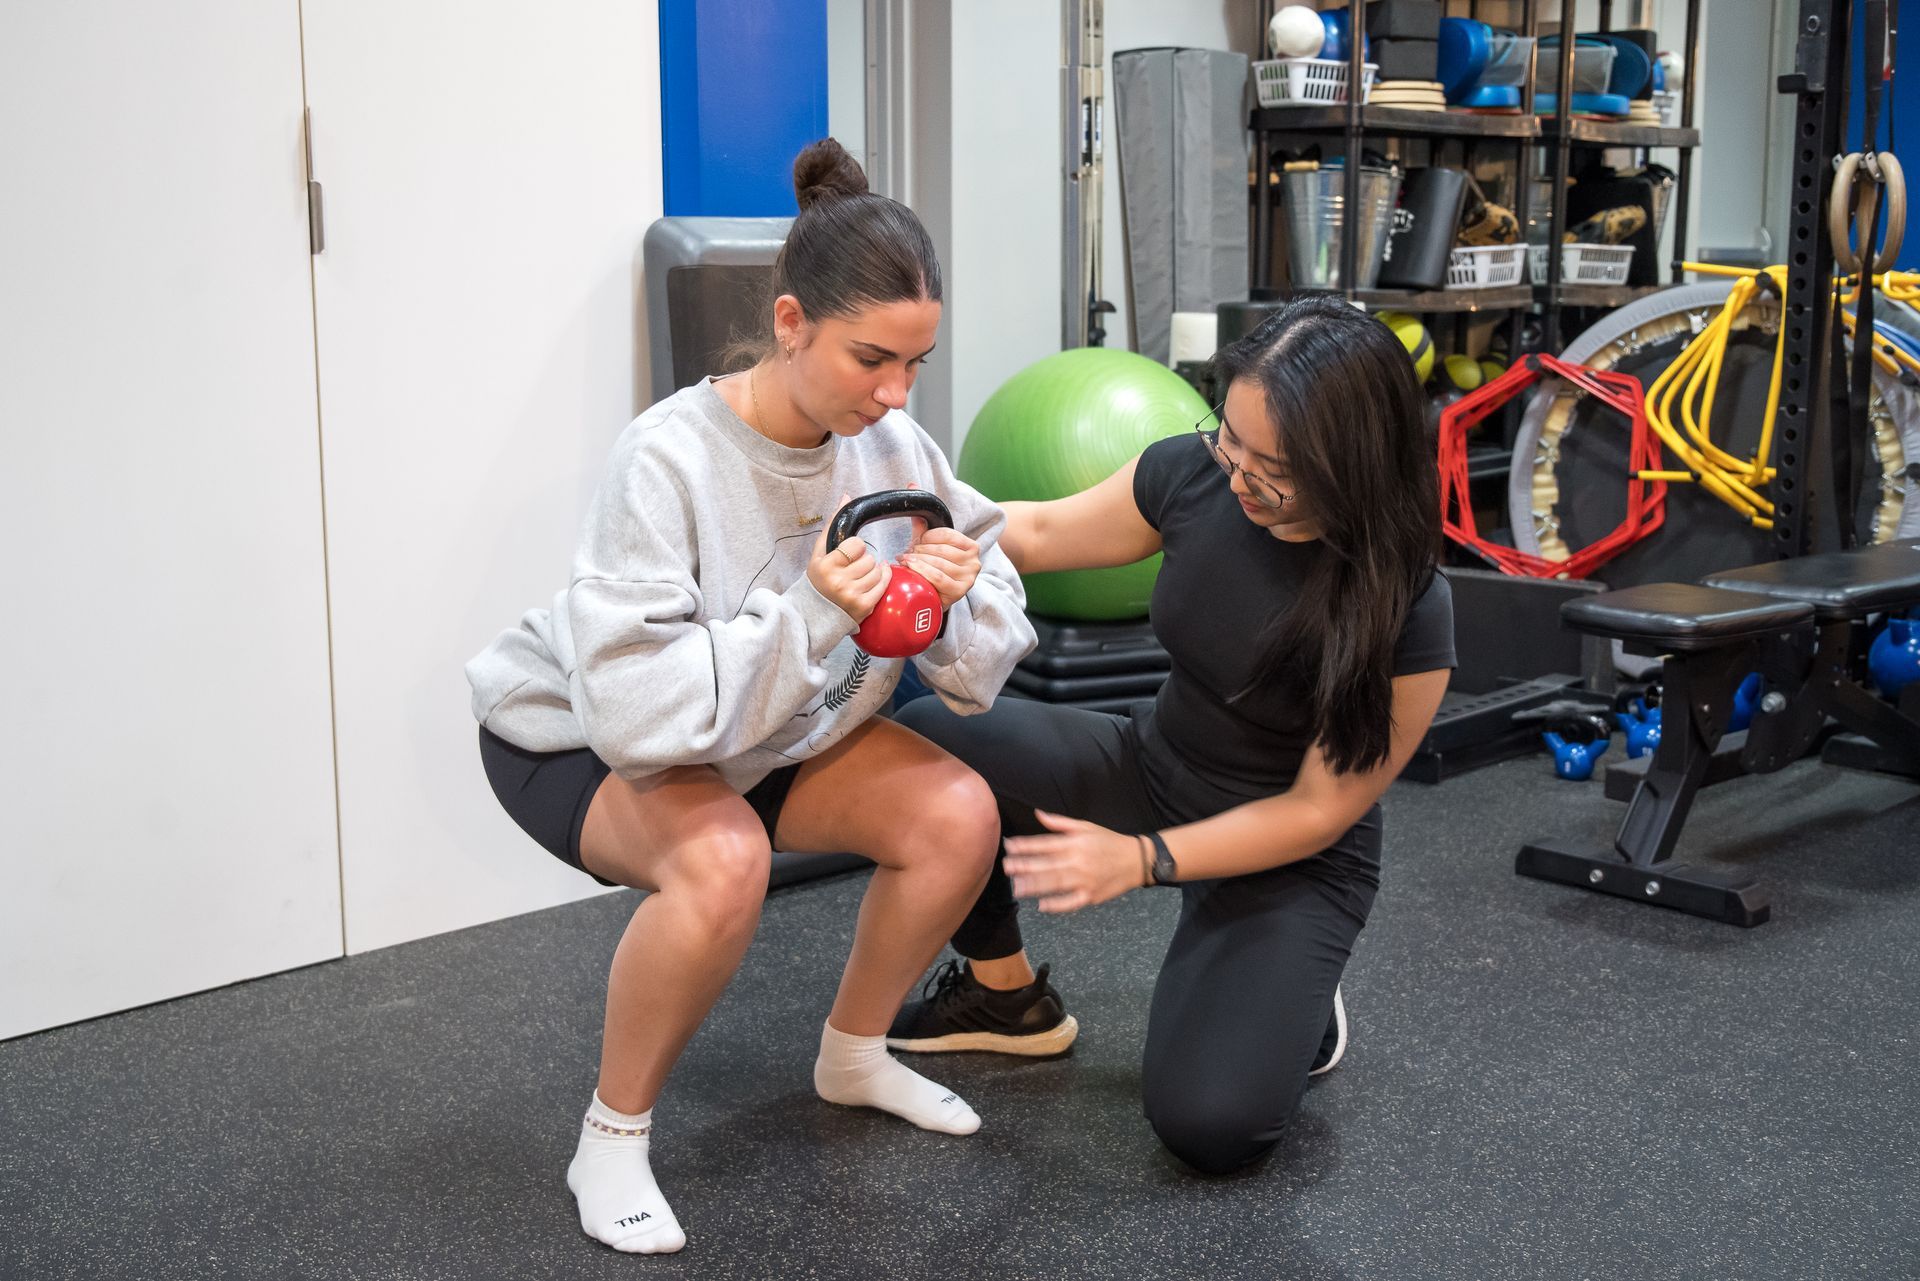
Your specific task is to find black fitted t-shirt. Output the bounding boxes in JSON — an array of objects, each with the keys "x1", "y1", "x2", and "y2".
[{"x1": 1128, "y1": 434, "x2": 1455, "y2": 829}]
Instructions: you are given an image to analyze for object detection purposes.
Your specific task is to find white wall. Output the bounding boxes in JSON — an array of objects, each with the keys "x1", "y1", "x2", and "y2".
[
  {"x1": 927, "y1": 0, "x2": 1257, "y2": 455},
  {"x1": 2, "y1": 2, "x2": 667, "y2": 1038},
  {"x1": 1690, "y1": 0, "x2": 1778, "y2": 258},
  {"x1": 1, "y1": 1, "x2": 343, "y2": 1039},
  {"x1": 828, "y1": 0, "x2": 868, "y2": 163},
  {"x1": 1757, "y1": 0, "x2": 1802, "y2": 261},
  {"x1": 301, "y1": 0, "x2": 664, "y2": 954},
  {"x1": 945, "y1": 1, "x2": 1062, "y2": 452},
  {"x1": 908, "y1": 0, "x2": 955, "y2": 450}
]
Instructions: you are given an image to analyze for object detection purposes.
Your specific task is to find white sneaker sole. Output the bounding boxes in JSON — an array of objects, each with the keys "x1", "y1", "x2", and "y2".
[
  {"x1": 886, "y1": 1014, "x2": 1079, "y2": 1057},
  {"x1": 1308, "y1": 986, "x2": 1347, "y2": 1077}
]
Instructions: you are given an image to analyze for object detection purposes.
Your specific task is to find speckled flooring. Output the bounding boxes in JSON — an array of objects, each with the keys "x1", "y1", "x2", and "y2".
[{"x1": 4, "y1": 755, "x2": 1918, "y2": 1281}]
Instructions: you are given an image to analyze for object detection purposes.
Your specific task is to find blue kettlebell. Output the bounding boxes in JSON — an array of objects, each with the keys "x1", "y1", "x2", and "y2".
[
  {"x1": 1544, "y1": 719, "x2": 1612, "y2": 780},
  {"x1": 1728, "y1": 671, "x2": 1764, "y2": 734},
  {"x1": 1615, "y1": 699, "x2": 1662, "y2": 759},
  {"x1": 1869, "y1": 616, "x2": 1920, "y2": 699},
  {"x1": 1634, "y1": 703, "x2": 1663, "y2": 756}
]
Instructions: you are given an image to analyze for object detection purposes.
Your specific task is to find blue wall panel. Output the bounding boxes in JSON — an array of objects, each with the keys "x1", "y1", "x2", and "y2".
[
  {"x1": 1843, "y1": 2, "x2": 1911, "y2": 265},
  {"x1": 661, "y1": 0, "x2": 829, "y2": 217}
]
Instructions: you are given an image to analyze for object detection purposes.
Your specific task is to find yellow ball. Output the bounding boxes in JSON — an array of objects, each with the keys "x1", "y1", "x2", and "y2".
[
  {"x1": 1444, "y1": 353, "x2": 1483, "y2": 392},
  {"x1": 1478, "y1": 358, "x2": 1508, "y2": 385},
  {"x1": 1376, "y1": 310, "x2": 1434, "y2": 383}
]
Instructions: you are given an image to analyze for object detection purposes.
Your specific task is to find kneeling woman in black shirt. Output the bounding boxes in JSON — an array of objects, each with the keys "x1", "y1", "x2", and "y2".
[{"x1": 890, "y1": 295, "x2": 1455, "y2": 1174}]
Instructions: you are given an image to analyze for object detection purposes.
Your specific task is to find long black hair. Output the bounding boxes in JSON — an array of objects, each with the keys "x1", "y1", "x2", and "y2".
[
  {"x1": 1211, "y1": 296, "x2": 1440, "y2": 775},
  {"x1": 728, "y1": 138, "x2": 941, "y2": 369}
]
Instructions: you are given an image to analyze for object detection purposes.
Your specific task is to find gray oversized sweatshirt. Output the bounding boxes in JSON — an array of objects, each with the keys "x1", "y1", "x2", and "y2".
[{"x1": 466, "y1": 378, "x2": 1036, "y2": 792}]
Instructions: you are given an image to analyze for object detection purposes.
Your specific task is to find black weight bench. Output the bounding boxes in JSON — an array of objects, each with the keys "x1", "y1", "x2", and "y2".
[
  {"x1": 1704, "y1": 539, "x2": 1920, "y2": 780},
  {"x1": 1515, "y1": 540, "x2": 1920, "y2": 926}
]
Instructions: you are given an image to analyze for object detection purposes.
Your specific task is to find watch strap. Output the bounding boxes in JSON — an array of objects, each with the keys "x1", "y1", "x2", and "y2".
[{"x1": 1147, "y1": 831, "x2": 1179, "y2": 886}]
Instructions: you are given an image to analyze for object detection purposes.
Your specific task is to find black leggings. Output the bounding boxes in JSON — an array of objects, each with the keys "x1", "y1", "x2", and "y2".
[{"x1": 892, "y1": 695, "x2": 1379, "y2": 1175}]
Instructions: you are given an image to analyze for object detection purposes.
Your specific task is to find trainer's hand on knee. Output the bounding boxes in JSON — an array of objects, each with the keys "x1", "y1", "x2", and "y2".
[
  {"x1": 1004, "y1": 811, "x2": 1144, "y2": 914},
  {"x1": 810, "y1": 495, "x2": 891, "y2": 622}
]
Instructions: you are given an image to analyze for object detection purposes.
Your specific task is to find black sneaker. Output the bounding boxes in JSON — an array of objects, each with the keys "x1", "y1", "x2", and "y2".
[
  {"x1": 1308, "y1": 985, "x2": 1348, "y2": 1077},
  {"x1": 886, "y1": 959, "x2": 1080, "y2": 1056}
]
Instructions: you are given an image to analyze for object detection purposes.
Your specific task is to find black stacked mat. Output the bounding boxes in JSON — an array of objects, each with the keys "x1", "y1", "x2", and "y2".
[
  {"x1": 1005, "y1": 615, "x2": 1170, "y2": 715},
  {"x1": 1368, "y1": 0, "x2": 1441, "y2": 83}
]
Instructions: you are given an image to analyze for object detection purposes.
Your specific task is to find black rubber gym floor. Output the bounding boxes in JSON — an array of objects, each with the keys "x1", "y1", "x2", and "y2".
[{"x1": 4, "y1": 754, "x2": 1918, "y2": 1281}]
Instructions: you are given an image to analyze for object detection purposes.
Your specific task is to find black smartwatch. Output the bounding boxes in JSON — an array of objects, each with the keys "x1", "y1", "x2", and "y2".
[{"x1": 1146, "y1": 831, "x2": 1179, "y2": 886}]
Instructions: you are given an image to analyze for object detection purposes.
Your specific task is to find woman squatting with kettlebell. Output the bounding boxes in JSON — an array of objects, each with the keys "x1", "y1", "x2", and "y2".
[
  {"x1": 465, "y1": 139, "x2": 1034, "y2": 1254},
  {"x1": 890, "y1": 295, "x2": 1456, "y2": 1174}
]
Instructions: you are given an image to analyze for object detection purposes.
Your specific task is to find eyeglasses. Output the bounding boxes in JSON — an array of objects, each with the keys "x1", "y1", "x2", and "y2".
[{"x1": 1194, "y1": 404, "x2": 1296, "y2": 510}]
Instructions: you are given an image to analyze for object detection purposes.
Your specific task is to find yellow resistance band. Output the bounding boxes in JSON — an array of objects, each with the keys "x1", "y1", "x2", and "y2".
[
  {"x1": 1638, "y1": 264, "x2": 1784, "y2": 527},
  {"x1": 1637, "y1": 265, "x2": 1920, "y2": 529}
]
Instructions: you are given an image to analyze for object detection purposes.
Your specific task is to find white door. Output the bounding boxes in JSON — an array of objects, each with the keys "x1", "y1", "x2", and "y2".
[
  {"x1": 299, "y1": 1, "x2": 664, "y2": 952},
  {"x1": 0, "y1": 3, "x2": 342, "y2": 1038}
]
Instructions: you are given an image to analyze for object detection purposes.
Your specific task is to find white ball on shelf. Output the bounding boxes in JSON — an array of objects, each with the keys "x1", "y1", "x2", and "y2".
[{"x1": 1269, "y1": 5, "x2": 1326, "y2": 59}]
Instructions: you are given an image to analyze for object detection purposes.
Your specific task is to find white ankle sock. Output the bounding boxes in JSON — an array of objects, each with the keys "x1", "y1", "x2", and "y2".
[
  {"x1": 564, "y1": 1093, "x2": 686, "y2": 1254},
  {"x1": 813, "y1": 1021, "x2": 980, "y2": 1135}
]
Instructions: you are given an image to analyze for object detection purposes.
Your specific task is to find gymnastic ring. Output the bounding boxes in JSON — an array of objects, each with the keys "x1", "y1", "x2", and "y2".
[
  {"x1": 1872, "y1": 153, "x2": 1906, "y2": 273},
  {"x1": 1831, "y1": 153, "x2": 1864, "y2": 273},
  {"x1": 1830, "y1": 152, "x2": 1907, "y2": 275}
]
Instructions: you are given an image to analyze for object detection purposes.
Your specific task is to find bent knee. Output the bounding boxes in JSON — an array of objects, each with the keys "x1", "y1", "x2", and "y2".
[
  {"x1": 663, "y1": 825, "x2": 772, "y2": 933},
  {"x1": 910, "y1": 766, "x2": 1001, "y2": 865},
  {"x1": 1145, "y1": 1094, "x2": 1291, "y2": 1177}
]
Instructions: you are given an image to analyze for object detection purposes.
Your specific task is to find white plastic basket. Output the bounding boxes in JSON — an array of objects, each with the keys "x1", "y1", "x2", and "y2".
[
  {"x1": 1446, "y1": 244, "x2": 1529, "y2": 289},
  {"x1": 1529, "y1": 242, "x2": 1635, "y2": 285},
  {"x1": 1253, "y1": 57, "x2": 1378, "y2": 108}
]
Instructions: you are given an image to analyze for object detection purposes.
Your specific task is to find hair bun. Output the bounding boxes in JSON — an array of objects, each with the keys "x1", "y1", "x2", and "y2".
[{"x1": 792, "y1": 138, "x2": 870, "y2": 211}]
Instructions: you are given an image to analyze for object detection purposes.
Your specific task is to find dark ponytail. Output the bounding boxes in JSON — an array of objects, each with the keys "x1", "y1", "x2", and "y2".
[
  {"x1": 724, "y1": 139, "x2": 942, "y2": 370},
  {"x1": 1212, "y1": 295, "x2": 1440, "y2": 775}
]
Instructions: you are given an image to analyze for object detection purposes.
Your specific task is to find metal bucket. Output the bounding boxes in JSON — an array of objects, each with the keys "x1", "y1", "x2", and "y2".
[{"x1": 1282, "y1": 165, "x2": 1402, "y2": 289}]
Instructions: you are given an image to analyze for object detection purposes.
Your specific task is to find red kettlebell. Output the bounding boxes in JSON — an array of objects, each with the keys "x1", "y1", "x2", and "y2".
[{"x1": 827, "y1": 490, "x2": 953, "y2": 658}]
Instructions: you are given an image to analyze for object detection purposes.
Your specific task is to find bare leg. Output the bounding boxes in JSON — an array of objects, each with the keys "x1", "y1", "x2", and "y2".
[
  {"x1": 775, "y1": 717, "x2": 1000, "y2": 1133},
  {"x1": 578, "y1": 766, "x2": 773, "y2": 1113},
  {"x1": 563, "y1": 764, "x2": 770, "y2": 1254},
  {"x1": 969, "y1": 951, "x2": 1037, "y2": 991},
  {"x1": 776, "y1": 717, "x2": 1000, "y2": 1036}
]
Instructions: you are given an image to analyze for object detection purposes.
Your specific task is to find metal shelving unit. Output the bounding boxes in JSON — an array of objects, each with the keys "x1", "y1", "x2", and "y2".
[
  {"x1": 1352, "y1": 284, "x2": 1534, "y2": 311},
  {"x1": 1249, "y1": 0, "x2": 1704, "y2": 348},
  {"x1": 1248, "y1": 105, "x2": 1541, "y2": 137}
]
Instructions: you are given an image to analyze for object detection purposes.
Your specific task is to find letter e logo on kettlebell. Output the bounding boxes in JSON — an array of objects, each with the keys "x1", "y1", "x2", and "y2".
[{"x1": 915, "y1": 607, "x2": 934, "y2": 634}]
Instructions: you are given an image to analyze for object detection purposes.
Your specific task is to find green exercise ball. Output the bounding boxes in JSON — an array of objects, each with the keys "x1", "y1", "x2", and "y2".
[{"x1": 959, "y1": 348, "x2": 1208, "y2": 620}]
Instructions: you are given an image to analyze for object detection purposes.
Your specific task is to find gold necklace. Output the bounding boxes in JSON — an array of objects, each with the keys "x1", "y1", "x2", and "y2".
[
  {"x1": 749, "y1": 364, "x2": 770, "y2": 435},
  {"x1": 750, "y1": 365, "x2": 824, "y2": 527}
]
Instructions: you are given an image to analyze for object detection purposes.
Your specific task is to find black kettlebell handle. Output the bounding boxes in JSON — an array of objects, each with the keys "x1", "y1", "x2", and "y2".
[{"x1": 825, "y1": 490, "x2": 952, "y2": 553}]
